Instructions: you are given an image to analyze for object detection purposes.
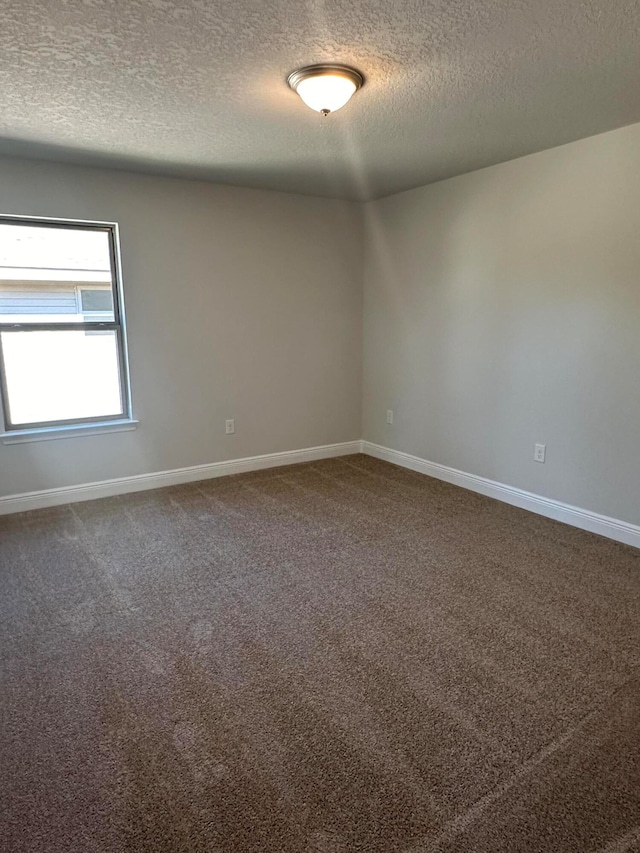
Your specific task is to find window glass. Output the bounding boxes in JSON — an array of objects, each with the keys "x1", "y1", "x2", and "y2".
[
  {"x1": 79, "y1": 288, "x2": 114, "y2": 314},
  {"x1": 1, "y1": 329, "x2": 123, "y2": 425},
  {"x1": 0, "y1": 218, "x2": 130, "y2": 431},
  {"x1": 0, "y1": 224, "x2": 114, "y2": 324}
]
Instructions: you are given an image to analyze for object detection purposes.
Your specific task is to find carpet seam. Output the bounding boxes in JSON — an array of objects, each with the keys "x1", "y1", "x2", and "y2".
[{"x1": 412, "y1": 675, "x2": 640, "y2": 852}]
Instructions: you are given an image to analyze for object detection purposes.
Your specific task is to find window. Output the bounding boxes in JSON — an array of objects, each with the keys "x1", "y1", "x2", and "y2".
[{"x1": 0, "y1": 216, "x2": 134, "y2": 436}]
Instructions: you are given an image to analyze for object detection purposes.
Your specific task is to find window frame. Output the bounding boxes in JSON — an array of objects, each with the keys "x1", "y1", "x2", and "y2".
[{"x1": 0, "y1": 214, "x2": 134, "y2": 434}]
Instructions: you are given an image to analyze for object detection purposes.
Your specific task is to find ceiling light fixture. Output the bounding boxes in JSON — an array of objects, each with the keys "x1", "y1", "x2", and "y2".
[{"x1": 287, "y1": 64, "x2": 364, "y2": 116}]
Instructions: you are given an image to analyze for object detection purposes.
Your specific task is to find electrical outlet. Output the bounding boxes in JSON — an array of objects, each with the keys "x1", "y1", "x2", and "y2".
[
  {"x1": 534, "y1": 443, "x2": 546, "y2": 463},
  {"x1": 225, "y1": 419, "x2": 235, "y2": 435},
  {"x1": 386, "y1": 409, "x2": 394, "y2": 425}
]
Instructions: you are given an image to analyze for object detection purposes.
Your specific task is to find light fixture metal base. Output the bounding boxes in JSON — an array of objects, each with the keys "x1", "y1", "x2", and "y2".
[{"x1": 287, "y1": 63, "x2": 364, "y2": 94}]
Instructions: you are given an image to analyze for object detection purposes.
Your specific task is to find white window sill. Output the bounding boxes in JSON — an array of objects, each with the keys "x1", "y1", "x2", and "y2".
[{"x1": 1, "y1": 418, "x2": 139, "y2": 445}]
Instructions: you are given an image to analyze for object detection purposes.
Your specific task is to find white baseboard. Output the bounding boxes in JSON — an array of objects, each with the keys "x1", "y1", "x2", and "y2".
[
  {"x1": 361, "y1": 441, "x2": 640, "y2": 550},
  {"x1": 0, "y1": 440, "x2": 361, "y2": 516},
  {"x1": 3, "y1": 437, "x2": 638, "y2": 550}
]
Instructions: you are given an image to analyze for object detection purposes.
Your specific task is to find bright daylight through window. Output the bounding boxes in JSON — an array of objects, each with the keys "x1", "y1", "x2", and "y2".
[{"x1": 0, "y1": 217, "x2": 132, "y2": 434}]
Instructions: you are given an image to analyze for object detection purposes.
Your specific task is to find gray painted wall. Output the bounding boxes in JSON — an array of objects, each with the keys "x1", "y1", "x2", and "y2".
[
  {"x1": 363, "y1": 122, "x2": 640, "y2": 526},
  {"x1": 0, "y1": 157, "x2": 363, "y2": 497},
  {"x1": 3, "y1": 120, "x2": 640, "y2": 526}
]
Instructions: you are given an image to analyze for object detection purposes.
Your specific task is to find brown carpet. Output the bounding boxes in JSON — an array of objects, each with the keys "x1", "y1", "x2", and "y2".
[{"x1": 1, "y1": 454, "x2": 640, "y2": 852}]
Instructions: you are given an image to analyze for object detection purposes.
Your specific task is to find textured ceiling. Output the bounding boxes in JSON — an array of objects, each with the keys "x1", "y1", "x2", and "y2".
[{"x1": 1, "y1": 0, "x2": 639, "y2": 200}]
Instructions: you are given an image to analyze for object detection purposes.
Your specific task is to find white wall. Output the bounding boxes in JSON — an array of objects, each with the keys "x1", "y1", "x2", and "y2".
[
  {"x1": 0, "y1": 157, "x2": 363, "y2": 498},
  {"x1": 363, "y1": 122, "x2": 640, "y2": 526}
]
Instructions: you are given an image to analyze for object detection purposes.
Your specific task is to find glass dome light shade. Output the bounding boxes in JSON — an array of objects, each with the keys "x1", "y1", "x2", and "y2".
[
  {"x1": 296, "y1": 74, "x2": 357, "y2": 113},
  {"x1": 288, "y1": 65, "x2": 364, "y2": 115}
]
